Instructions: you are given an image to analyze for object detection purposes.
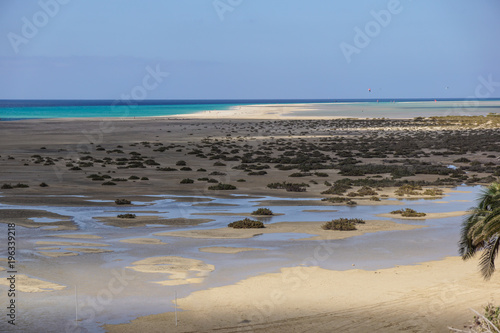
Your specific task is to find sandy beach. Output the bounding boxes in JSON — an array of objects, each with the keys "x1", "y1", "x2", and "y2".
[
  {"x1": 106, "y1": 256, "x2": 500, "y2": 333},
  {"x1": 1, "y1": 110, "x2": 500, "y2": 332}
]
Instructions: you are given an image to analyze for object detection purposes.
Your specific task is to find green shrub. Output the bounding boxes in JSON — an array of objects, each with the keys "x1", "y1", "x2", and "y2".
[
  {"x1": 289, "y1": 172, "x2": 312, "y2": 177},
  {"x1": 322, "y1": 218, "x2": 363, "y2": 231},
  {"x1": 209, "y1": 171, "x2": 226, "y2": 176},
  {"x1": 112, "y1": 178, "x2": 127, "y2": 182},
  {"x1": 102, "y1": 181, "x2": 117, "y2": 186},
  {"x1": 39, "y1": 182, "x2": 49, "y2": 187},
  {"x1": 267, "y1": 182, "x2": 308, "y2": 192},
  {"x1": 314, "y1": 172, "x2": 329, "y2": 177},
  {"x1": 117, "y1": 214, "x2": 136, "y2": 219},
  {"x1": 13, "y1": 183, "x2": 29, "y2": 188},
  {"x1": 252, "y1": 208, "x2": 273, "y2": 216},
  {"x1": 237, "y1": 179, "x2": 246, "y2": 182},
  {"x1": 208, "y1": 183, "x2": 236, "y2": 190},
  {"x1": 321, "y1": 197, "x2": 347, "y2": 203},
  {"x1": 176, "y1": 160, "x2": 186, "y2": 166},
  {"x1": 180, "y1": 167, "x2": 192, "y2": 171},
  {"x1": 180, "y1": 178, "x2": 194, "y2": 184},
  {"x1": 390, "y1": 208, "x2": 426, "y2": 217},
  {"x1": 1, "y1": 184, "x2": 13, "y2": 189},
  {"x1": 422, "y1": 188, "x2": 444, "y2": 196},
  {"x1": 158, "y1": 167, "x2": 177, "y2": 171},
  {"x1": 248, "y1": 171, "x2": 267, "y2": 176},
  {"x1": 115, "y1": 199, "x2": 131, "y2": 205},
  {"x1": 128, "y1": 175, "x2": 140, "y2": 180},
  {"x1": 228, "y1": 218, "x2": 265, "y2": 229},
  {"x1": 141, "y1": 177, "x2": 149, "y2": 180},
  {"x1": 394, "y1": 184, "x2": 422, "y2": 196}
]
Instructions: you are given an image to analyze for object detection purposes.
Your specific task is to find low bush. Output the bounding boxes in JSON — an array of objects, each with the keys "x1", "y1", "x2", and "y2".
[
  {"x1": 314, "y1": 172, "x2": 329, "y2": 177},
  {"x1": 180, "y1": 178, "x2": 194, "y2": 184},
  {"x1": 39, "y1": 182, "x2": 49, "y2": 187},
  {"x1": 102, "y1": 181, "x2": 117, "y2": 186},
  {"x1": 252, "y1": 208, "x2": 273, "y2": 216},
  {"x1": 228, "y1": 218, "x2": 265, "y2": 229},
  {"x1": 117, "y1": 214, "x2": 136, "y2": 219},
  {"x1": 322, "y1": 218, "x2": 364, "y2": 231},
  {"x1": 208, "y1": 183, "x2": 237, "y2": 190},
  {"x1": 115, "y1": 199, "x2": 131, "y2": 205},
  {"x1": 390, "y1": 208, "x2": 426, "y2": 217}
]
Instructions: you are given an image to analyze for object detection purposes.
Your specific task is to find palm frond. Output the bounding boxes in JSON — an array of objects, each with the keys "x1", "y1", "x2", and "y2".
[{"x1": 479, "y1": 236, "x2": 500, "y2": 280}]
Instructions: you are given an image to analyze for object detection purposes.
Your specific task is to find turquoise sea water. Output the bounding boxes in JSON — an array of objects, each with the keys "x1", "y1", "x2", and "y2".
[
  {"x1": 0, "y1": 103, "x2": 236, "y2": 120},
  {"x1": 0, "y1": 99, "x2": 499, "y2": 120}
]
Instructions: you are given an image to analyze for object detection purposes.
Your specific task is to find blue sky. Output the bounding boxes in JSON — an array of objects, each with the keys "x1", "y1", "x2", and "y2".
[{"x1": 0, "y1": 0, "x2": 499, "y2": 99}]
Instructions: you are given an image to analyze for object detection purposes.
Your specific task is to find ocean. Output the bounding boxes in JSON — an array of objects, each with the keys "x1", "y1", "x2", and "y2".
[{"x1": 0, "y1": 99, "x2": 499, "y2": 120}]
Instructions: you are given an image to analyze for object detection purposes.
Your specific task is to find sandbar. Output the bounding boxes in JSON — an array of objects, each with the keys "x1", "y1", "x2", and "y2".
[
  {"x1": 377, "y1": 210, "x2": 469, "y2": 220},
  {"x1": 199, "y1": 246, "x2": 268, "y2": 254},
  {"x1": 0, "y1": 275, "x2": 66, "y2": 292},
  {"x1": 155, "y1": 220, "x2": 423, "y2": 241},
  {"x1": 119, "y1": 238, "x2": 167, "y2": 245}
]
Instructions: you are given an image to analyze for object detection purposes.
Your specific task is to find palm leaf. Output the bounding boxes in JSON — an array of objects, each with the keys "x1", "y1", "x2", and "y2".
[{"x1": 479, "y1": 236, "x2": 500, "y2": 280}]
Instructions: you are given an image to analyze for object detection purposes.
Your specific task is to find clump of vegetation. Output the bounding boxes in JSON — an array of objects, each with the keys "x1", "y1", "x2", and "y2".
[
  {"x1": 117, "y1": 214, "x2": 136, "y2": 219},
  {"x1": 180, "y1": 167, "x2": 192, "y2": 171},
  {"x1": 267, "y1": 181, "x2": 309, "y2": 192},
  {"x1": 422, "y1": 188, "x2": 444, "y2": 196},
  {"x1": 180, "y1": 178, "x2": 194, "y2": 184},
  {"x1": 39, "y1": 182, "x2": 49, "y2": 187},
  {"x1": 455, "y1": 303, "x2": 500, "y2": 332},
  {"x1": 356, "y1": 186, "x2": 378, "y2": 196},
  {"x1": 322, "y1": 218, "x2": 364, "y2": 231},
  {"x1": 390, "y1": 208, "x2": 426, "y2": 217},
  {"x1": 321, "y1": 197, "x2": 348, "y2": 203},
  {"x1": 88, "y1": 174, "x2": 105, "y2": 181},
  {"x1": 10, "y1": 183, "x2": 29, "y2": 188},
  {"x1": 1, "y1": 184, "x2": 13, "y2": 189},
  {"x1": 128, "y1": 175, "x2": 140, "y2": 180},
  {"x1": 115, "y1": 199, "x2": 131, "y2": 205},
  {"x1": 314, "y1": 172, "x2": 329, "y2": 177},
  {"x1": 237, "y1": 179, "x2": 246, "y2": 182},
  {"x1": 176, "y1": 160, "x2": 186, "y2": 166},
  {"x1": 141, "y1": 177, "x2": 149, "y2": 180},
  {"x1": 248, "y1": 171, "x2": 267, "y2": 176},
  {"x1": 454, "y1": 157, "x2": 471, "y2": 163},
  {"x1": 394, "y1": 184, "x2": 422, "y2": 196},
  {"x1": 102, "y1": 181, "x2": 117, "y2": 186},
  {"x1": 321, "y1": 182, "x2": 352, "y2": 195},
  {"x1": 157, "y1": 167, "x2": 177, "y2": 171},
  {"x1": 288, "y1": 172, "x2": 312, "y2": 178},
  {"x1": 208, "y1": 183, "x2": 237, "y2": 190},
  {"x1": 228, "y1": 218, "x2": 265, "y2": 229},
  {"x1": 252, "y1": 208, "x2": 273, "y2": 216}
]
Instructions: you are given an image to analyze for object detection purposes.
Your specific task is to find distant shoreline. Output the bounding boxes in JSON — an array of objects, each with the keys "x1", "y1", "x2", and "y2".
[{"x1": 1, "y1": 99, "x2": 500, "y2": 121}]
